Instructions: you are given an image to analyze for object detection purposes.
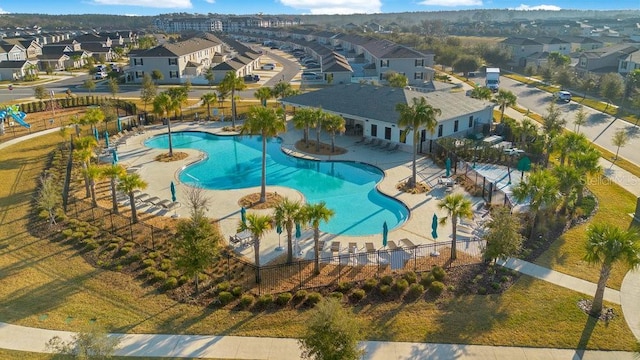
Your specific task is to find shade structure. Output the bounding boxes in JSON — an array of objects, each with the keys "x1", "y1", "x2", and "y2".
[
  {"x1": 111, "y1": 148, "x2": 118, "y2": 164},
  {"x1": 382, "y1": 221, "x2": 388, "y2": 247},
  {"x1": 170, "y1": 181, "x2": 176, "y2": 202},
  {"x1": 445, "y1": 157, "x2": 451, "y2": 178},
  {"x1": 116, "y1": 117, "x2": 122, "y2": 132},
  {"x1": 93, "y1": 127, "x2": 99, "y2": 141},
  {"x1": 104, "y1": 131, "x2": 109, "y2": 148},
  {"x1": 295, "y1": 222, "x2": 301, "y2": 238},
  {"x1": 240, "y1": 207, "x2": 246, "y2": 226},
  {"x1": 431, "y1": 214, "x2": 438, "y2": 240}
]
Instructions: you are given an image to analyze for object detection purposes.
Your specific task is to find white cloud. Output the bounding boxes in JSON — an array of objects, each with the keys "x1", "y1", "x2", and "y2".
[
  {"x1": 511, "y1": 4, "x2": 562, "y2": 10},
  {"x1": 91, "y1": 0, "x2": 192, "y2": 8},
  {"x1": 278, "y1": 0, "x2": 382, "y2": 14},
  {"x1": 204, "y1": 0, "x2": 215, "y2": 3},
  {"x1": 0, "y1": 7, "x2": 9, "y2": 14},
  {"x1": 418, "y1": 0, "x2": 482, "y2": 6}
]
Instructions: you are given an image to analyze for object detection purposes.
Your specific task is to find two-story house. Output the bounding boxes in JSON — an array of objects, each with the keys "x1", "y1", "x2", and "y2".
[{"x1": 576, "y1": 44, "x2": 639, "y2": 75}]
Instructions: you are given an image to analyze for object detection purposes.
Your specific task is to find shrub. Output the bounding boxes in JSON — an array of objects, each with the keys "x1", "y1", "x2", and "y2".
[
  {"x1": 420, "y1": 273, "x2": 435, "y2": 287},
  {"x1": 379, "y1": 284, "x2": 391, "y2": 296},
  {"x1": 275, "y1": 292, "x2": 292, "y2": 306},
  {"x1": 500, "y1": 275, "x2": 510, "y2": 283},
  {"x1": 477, "y1": 287, "x2": 487, "y2": 295},
  {"x1": 152, "y1": 270, "x2": 167, "y2": 282},
  {"x1": 148, "y1": 251, "x2": 160, "y2": 259},
  {"x1": 336, "y1": 282, "x2": 352, "y2": 293},
  {"x1": 71, "y1": 231, "x2": 85, "y2": 240},
  {"x1": 84, "y1": 239, "x2": 99, "y2": 250},
  {"x1": 403, "y1": 271, "x2": 417, "y2": 284},
  {"x1": 350, "y1": 289, "x2": 365, "y2": 302},
  {"x1": 329, "y1": 292, "x2": 343, "y2": 300},
  {"x1": 159, "y1": 259, "x2": 172, "y2": 271},
  {"x1": 218, "y1": 291, "x2": 234, "y2": 305},
  {"x1": 126, "y1": 253, "x2": 142, "y2": 263},
  {"x1": 217, "y1": 281, "x2": 231, "y2": 293},
  {"x1": 380, "y1": 275, "x2": 393, "y2": 286},
  {"x1": 231, "y1": 286, "x2": 243, "y2": 297},
  {"x1": 119, "y1": 247, "x2": 132, "y2": 255},
  {"x1": 123, "y1": 241, "x2": 135, "y2": 248},
  {"x1": 163, "y1": 277, "x2": 179, "y2": 290},
  {"x1": 106, "y1": 243, "x2": 119, "y2": 251},
  {"x1": 293, "y1": 290, "x2": 307, "y2": 302},
  {"x1": 141, "y1": 259, "x2": 155, "y2": 268},
  {"x1": 306, "y1": 292, "x2": 322, "y2": 306},
  {"x1": 167, "y1": 269, "x2": 180, "y2": 278},
  {"x1": 257, "y1": 294, "x2": 274, "y2": 307},
  {"x1": 395, "y1": 279, "x2": 409, "y2": 293},
  {"x1": 239, "y1": 294, "x2": 254, "y2": 309},
  {"x1": 61, "y1": 229, "x2": 74, "y2": 238},
  {"x1": 143, "y1": 267, "x2": 156, "y2": 276},
  {"x1": 408, "y1": 283, "x2": 424, "y2": 298},
  {"x1": 447, "y1": 285, "x2": 456, "y2": 292},
  {"x1": 429, "y1": 281, "x2": 445, "y2": 296},
  {"x1": 431, "y1": 266, "x2": 446, "y2": 281},
  {"x1": 491, "y1": 282, "x2": 501, "y2": 290},
  {"x1": 363, "y1": 278, "x2": 378, "y2": 292}
]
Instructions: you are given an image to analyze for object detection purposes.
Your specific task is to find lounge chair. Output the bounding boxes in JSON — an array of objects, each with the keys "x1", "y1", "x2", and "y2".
[
  {"x1": 399, "y1": 238, "x2": 416, "y2": 249},
  {"x1": 387, "y1": 143, "x2": 400, "y2": 152},
  {"x1": 156, "y1": 199, "x2": 173, "y2": 208},
  {"x1": 229, "y1": 235, "x2": 240, "y2": 245},
  {"x1": 368, "y1": 139, "x2": 381, "y2": 147},
  {"x1": 354, "y1": 137, "x2": 366, "y2": 144},
  {"x1": 134, "y1": 192, "x2": 150, "y2": 202},
  {"x1": 365, "y1": 242, "x2": 375, "y2": 253},
  {"x1": 362, "y1": 138, "x2": 373, "y2": 146},
  {"x1": 387, "y1": 240, "x2": 398, "y2": 250},
  {"x1": 377, "y1": 142, "x2": 391, "y2": 151},
  {"x1": 330, "y1": 241, "x2": 341, "y2": 253},
  {"x1": 146, "y1": 196, "x2": 162, "y2": 205},
  {"x1": 165, "y1": 202, "x2": 180, "y2": 210},
  {"x1": 348, "y1": 242, "x2": 358, "y2": 253}
]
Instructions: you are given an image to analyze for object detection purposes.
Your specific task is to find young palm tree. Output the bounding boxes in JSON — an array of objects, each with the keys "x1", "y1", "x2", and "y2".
[
  {"x1": 469, "y1": 86, "x2": 493, "y2": 100},
  {"x1": 322, "y1": 113, "x2": 346, "y2": 153},
  {"x1": 272, "y1": 81, "x2": 296, "y2": 102},
  {"x1": 200, "y1": 92, "x2": 217, "y2": 121},
  {"x1": 292, "y1": 107, "x2": 316, "y2": 147},
  {"x1": 573, "y1": 106, "x2": 587, "y2": 134},
  {"x1": 301, "y1": 202, "x2": 335, "y2": 275},
  {"x1": 395, "y1": 97, "x2": 441, "y2": 188},
  {"x1": 312, "y1": 108, "x2": 325, "y2": 152},
  {"x1": 554, "y1": 132, "x2": 588, "y2": 166},
  {"x1": 273, "y1": 198, "x2": 303, "y2": 264},
  {"x1": 254, "y1": 87, "x2": 273, "y2": 107},
  {"x1": 58, "y1": 126, "x2": 71, "y2": 149},
  {"x1": 166, "y1": 87, "x2": 188, "y2": 121},
  {"x1": 495, "y1": 89, "x2": 517, "y2": 123},
  {"x1": 219, "y1": 71, "x2": 246, "y2": 127},
  {"x1": 570, "y1": 146, "x2": 601, "y2": 205},
  {"x1": 85, "y1": 164, "x2": 104, "y2": 207},
  {"x1": 101, "y1": 164, "x2": 126, "y2": 214},
  {"x1": 237, "y1": 212, "x2": 272, "y2": 283},
  {"x1": 240, "y1": 106, "x2": 286, "y2": 203},
  {"x1": 116, "y1": 173, "x2": 148, "y2": 224},
  {"x1": 153, "y1": 92, "x2": 175, "y2": 157},
  {"x1": 512, "y1": 168, "x2": 559, "y2": 240},
  {"x1": 584, "y1": 223, "x2": 640, "y2": 317},
  {"x1": 552, "y1": 165, "x2": 580, "y2": 213},
  {"x1": 73, "y1": 136, "x2": 98, "y2": 198},
  {"x1": 438, "y1": 193, "x2": 473, "y2": 261}
]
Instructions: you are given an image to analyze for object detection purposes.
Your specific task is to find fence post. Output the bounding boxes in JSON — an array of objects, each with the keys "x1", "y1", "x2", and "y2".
[
  {"x1": 226, "y1": 254, "x2": 231, "y2": 282},
  {"x1": 129, "y1": 219, "x2": 134, "y2": 242},
  {"x1": 110, "y1": 213, "x2": 114, "y2": 234},
  {"x1": 298, "y1": 261, "x2": 302, "y2": 289},
  {"x1": 151, "y1": 226, "x2": 155, "y2": 250},
  {"x1": 413, "y1": 249, "x2": 417, "y2": 271},
  {"x1": 338, "y1": 259, "x2": 341, "y2": 284}
]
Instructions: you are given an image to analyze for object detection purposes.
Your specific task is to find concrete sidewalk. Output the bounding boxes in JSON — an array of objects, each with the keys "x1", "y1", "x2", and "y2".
[{"x1": 0, "y1": 321, "x2": 635, "y2": 359}]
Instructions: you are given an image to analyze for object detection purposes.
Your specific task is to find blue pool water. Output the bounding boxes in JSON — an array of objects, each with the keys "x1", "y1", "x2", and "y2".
[{"x1": 145, "y1": 131, "x2": 408, "y2": 236}]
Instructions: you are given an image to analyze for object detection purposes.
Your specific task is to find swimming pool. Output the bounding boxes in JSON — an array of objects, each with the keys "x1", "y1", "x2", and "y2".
[{"x1": 145, "y1": 131, "x2": 408, "y2": 236}]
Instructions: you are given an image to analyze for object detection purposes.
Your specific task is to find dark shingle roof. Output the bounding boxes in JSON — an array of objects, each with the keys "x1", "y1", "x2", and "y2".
[{"x1": 0, "y1": 60, "x2": 28, "y2": 69}]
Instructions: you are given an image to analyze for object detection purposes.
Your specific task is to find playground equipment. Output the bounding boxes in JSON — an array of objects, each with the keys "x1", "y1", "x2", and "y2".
[{"x1": 0, "y1": 105, "x2": 30, "y2": 135}]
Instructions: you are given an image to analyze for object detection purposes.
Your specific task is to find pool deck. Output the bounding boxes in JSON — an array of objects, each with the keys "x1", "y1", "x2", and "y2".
[{"x1": 112, "y1": 120, "x2": 487, "y2": 265}]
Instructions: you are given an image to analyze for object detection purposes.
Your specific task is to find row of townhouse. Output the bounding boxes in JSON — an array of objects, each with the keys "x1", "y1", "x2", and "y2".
[
  {"x1": 154, "y1": 16, "x2": 302, "y2": 34},
  {"x1": 500, "y1": 35, "x2": 640, "y2": 76},
  {"x1": 237, "y1": 28, "x2": 435, "y2": 87},
  {"x1": 0, "y1": 30, "x2": 137, "y2": 81}
]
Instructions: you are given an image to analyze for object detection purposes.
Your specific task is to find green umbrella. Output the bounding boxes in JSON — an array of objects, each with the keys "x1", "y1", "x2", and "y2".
[
  {"x1": 295, "y1": 222, "x2": 301, "y2": 238},
  {"x1": 382, "y1": 221, "x2": 388, "y2": 247},
  {"x1": 117, "y1": 117, "x2": 122, "y2": 132},
  {"x1": 104, "y1": 131, "x2": 109, "y2": 148},
  {"x1": 111, "y1": 148, "x2": 118, "y2": 164},
  {"x1": 445, "y1": 157, "x2": 451, "y2": 178},
  {"x1": 431, "y1": 214, "x2": 438, "y2": 240},
  {"x1": 240, "y1": 207, "x2": 246, "y2": 226},
  {"x1": 170, "y1": 181, "x2": 176, "y2": 202}
]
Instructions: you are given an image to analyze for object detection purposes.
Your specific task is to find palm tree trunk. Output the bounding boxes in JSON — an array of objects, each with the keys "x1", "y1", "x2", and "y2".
[
  {"x1": 129, "y1": 193, "x2": 138, "y2": 224},
  {"x1": 83, "y1": 163, "x2": 91, "y2": 198},
  {"x1": 528, "y1": 212, "x2": 538, "y2": 241},
  {"x1": 411, "y1": 133, "x2": 418, "y2": 187},
  {"x1": 195, "y1": 274, "x2": 199, "y2": 296},
  {"x1": 254, "y1": 237, "x2": 261, "y2": 283},
  {"x1": 315, "y1": 125, "x2": 321, "y2": 152},
  {"x1": 451, "y1": 216, "x2": 458, "y2": 260},
  {"x1": 90, "y1": 181, "x2": 97, "y2": 207},
  {"x1": 286, "y1": 223, "x2": 293, "y2": 264},
  {"x1": 167, "y1": 118, "x2": 173, "y2": 157},
  {"x1": 590, "y1": 263, "x2": 611, "y2": 317},
  {"x1": 231, "y1": 89, "x2": 236, "y2": 127},
  {"x1": 260, "y1": 137, "x2": 267, "y2": 203},
  {"x1": 313, "y1": 227, "x2": 320, "y2": 275},
  {"x1": 206, "y1": 103, "x2": 211, "y2": 121},
  {"x1": 110, "y1": 178, "x2": 119, "y2": 214},
  {"x1": 304, "y1": 126, "x2": 309, "y2": 146},
  {"x1": 331, "y1": 133, "x2": 335, "y2": 153}
]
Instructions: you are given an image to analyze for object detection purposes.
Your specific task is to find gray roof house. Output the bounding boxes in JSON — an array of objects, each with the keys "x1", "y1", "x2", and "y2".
[
  {"x1": 281, "y1": 83, "x2": 494, "y2": 153},
  {"x1": 576, "y1": 44, "x2": 639, "y2": 75},
  {"x1": 0, "y1": 60, "x2": 38, "y2": 81}
]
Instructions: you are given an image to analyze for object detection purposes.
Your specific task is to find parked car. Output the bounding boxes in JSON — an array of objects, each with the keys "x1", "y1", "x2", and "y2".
[
  {"x1": 94, "y1": 71, "x2": 107, "y2": 80},
  {"x1": 261, "y1": 63, "x2": 275, "y2": 70},
  {"x1": 243, "y1": 74, "x2": 260, "y2": 82},
  {"x1": 553, "y1": 90, "x2": 571, "y2": 103},
  {"x1": 301, "y1": 72, "x2": 321, "y2": 80}
]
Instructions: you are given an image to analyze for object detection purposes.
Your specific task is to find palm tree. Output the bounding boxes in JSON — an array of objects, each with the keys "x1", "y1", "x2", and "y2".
[
  {"x1": 200, "y1": 93, "x2": 217, "y2": 121},
  {"x1": 495, "y1": 89, "x2": 517, "y2": 123},
  {"x1": 204, "y1": 68, "x2": 215, "y2": 88},
  {"x1": 82, "y1": 107, "x2": 105, "y2": 134},
  {"x1": 611, "y1": 128, "x2": 629, "y2": 161},
  {"x1": 438, "y1": 193, "x2": 473, "y2": 261},
  {"x1": 85, "y1": 164, "x2": 104, "y2": 207},
  {"x1": 570, "y1": 146, "x2": 602, "y2": 205},
  {"x1": 240, "y1": 106, "x2": 286, "y2": 203},
  {"x1": 58, "y1": 126, "x2": 71, "y2": 150},
  {"x1": 312, "y1": 108, "x2": 325, "y2": 152},
  {"x1": 554, "y1": 132, "x2": 588, "y2": 166},
  {"x1": 153, "y1": 92, "x2": 175, "y2": 157},
  {"x1": 552, "y1": 165, "x2": 580, "y2": 213},
  {"x1": 254, "y1": 87, "x2": 273, "y2": 107},
  {"x1": 292, "y1": 107, "x2": 317, "y2": 147},
  {"x1": 512, "y1": 117, "x2": 538, "y2": 151},
  {"x1": 395, "y1": 97, "x2": 441, "y2": 188},
  {"x1": 573, "y1": 106, "x2": 587, "y2": 134},
  {"x1": 469, "y1": 86, "x2": 493, "y2": 100},
  {"x1": 322, "y1": 113, "x2": 346, "y2": 153},
  {"x1": 273, "y1": 198, "x2": 303, "y2": 264},
  {"x1": 584, "y1": 224, "x2": 640, "y2": 317},
  {"x1": 237, "y1": 212, "x2": 272, "y2": 283},
  {"x1": 117, "y1": 173, "x2": 148, "y2": 224},
  {"x1": 272, "y1": 81, "x2": 297, "y2": 102},
  {"x1": 512, "y1": 168, "x2": 559, "y2": 240},
  {"x1": 166, "y1": 87, "x2": 188, "y2": 121},
  {"x1": 73, "y1": 136, "x2": 98, "y2": 198},
  {"x1": 101, "y1": 164, "x2": 126, "y2": 214},
  {"x1": 301, "y1": 202, "x2": 335, "y2": 275},
  {"x1": 219, "y1": 71, "x2": 246, "y2": 127}
]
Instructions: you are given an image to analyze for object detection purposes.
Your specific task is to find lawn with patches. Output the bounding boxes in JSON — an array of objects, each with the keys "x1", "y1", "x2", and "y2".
[{"x1": 0, "y1": 132, "x2": 637, "y2": 351}]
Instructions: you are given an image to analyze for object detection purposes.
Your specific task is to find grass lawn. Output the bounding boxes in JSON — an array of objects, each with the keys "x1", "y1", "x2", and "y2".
[
  {"x1": 0, "y1": 132, "x2": 637, "y2": 352},
  {"x1": 0, "y1": 349, "x2": 230, "y2": 360}
]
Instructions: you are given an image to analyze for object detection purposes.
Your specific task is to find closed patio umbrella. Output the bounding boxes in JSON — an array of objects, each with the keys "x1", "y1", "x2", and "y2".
[
  {"x1": 104, "y1": 131, "x2": 109, "y2": 148},
  {"x1": 382, "y1": 221, "x2": 388, "y2": 248},
  {"x1": 93, "y1": 127, "x2": 99, "y2": 141},
  {"x1": 431, "y1": 214, "x2": 439, "y2": 240},
  {"x1": 295, "y1": 222, "x2": 301, "y2": 238},
  {"x1": 111, "y1": 148, "x2": 118, "y2": 164},
  {"x1": 170, "y1": 181, "x2": 176, "y2": 202},
  {"x1": 445, "y1": 157, "x2": 451, "y2": 178},
  {"x1": 116, "y1": 117, "x2": 122, "y2": 133},
  {"x1": 276, "y1": 223, "x2": 283, "y2": 251},
  {"x1": 240, "y1": 206, "x2": 246, "y2": 226}
]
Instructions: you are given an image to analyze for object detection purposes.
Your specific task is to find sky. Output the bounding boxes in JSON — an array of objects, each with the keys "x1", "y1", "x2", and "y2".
[{"x1": 0, "y1": 0, "x2": 637, "y2": 16}]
